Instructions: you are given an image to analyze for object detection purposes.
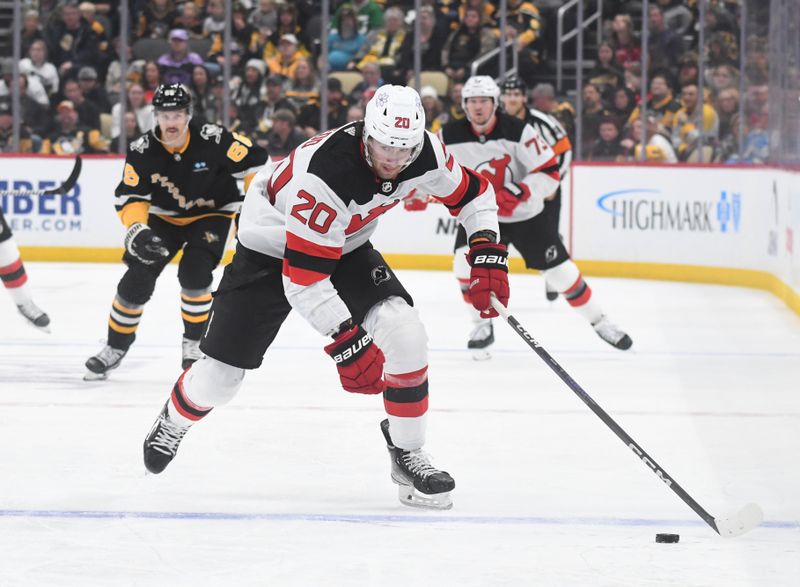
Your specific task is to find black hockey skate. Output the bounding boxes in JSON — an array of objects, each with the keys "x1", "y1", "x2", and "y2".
[
  {"x1": 181, "y1": 337, "x2": 203, "y2": 369},
  {"x1": 17, "y1": 301, "x2": 50, "y2": 331},
  {"x1": 545, "y1": 282, "x2": 559, "y2": 302},
  {"x1": 380, "y1": 419, "x2": 455, "y2": 510},
  {"x1": 592, "y1": 316, "x2": 633, "y2": 350},
  {"x1": 143, "y1": 402, "x2": 190, "y2": 474},
  {"x1": 84, "y1": 345, "x2": 128, "y2": 381},
  {"x1": 467, "y1": 320, "x2": 493, "y2": 361}
]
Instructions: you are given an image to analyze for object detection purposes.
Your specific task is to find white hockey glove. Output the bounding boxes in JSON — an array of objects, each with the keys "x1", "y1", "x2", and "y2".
[{"x1": 125, "y1": 223, "x2": 170, "y2": 264}]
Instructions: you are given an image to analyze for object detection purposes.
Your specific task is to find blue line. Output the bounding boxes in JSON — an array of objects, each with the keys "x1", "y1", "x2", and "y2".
[{"x1": 0, "y1": 509, "x2": 796, "y2": 529}]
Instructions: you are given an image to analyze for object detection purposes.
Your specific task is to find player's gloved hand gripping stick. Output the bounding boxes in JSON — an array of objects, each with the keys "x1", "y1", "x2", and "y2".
[
  {"x1": 467, "y1": 236, "x2": 510, "y2": 318},
  {"x1": 489, "y1": 294, "x2": 764, "y2": 538},
  {"x1": 125, "y1": 223, "x2": 170, "y2": 264},
  {"x1": 325, "y1": 321, "x2": 386, "y2": 395}
]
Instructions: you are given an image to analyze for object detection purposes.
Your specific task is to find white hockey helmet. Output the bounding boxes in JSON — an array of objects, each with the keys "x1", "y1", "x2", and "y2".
[
  {"x1": 363, "y1": 84, "x2": 426, "y2": 170},
  {"x1": 461, "y1": 75, "x2": 501, "y2": 116}
]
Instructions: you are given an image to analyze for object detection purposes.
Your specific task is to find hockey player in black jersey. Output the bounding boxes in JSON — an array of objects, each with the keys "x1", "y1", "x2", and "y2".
[
  {"x1": 84, "y1": 84, "x2": 269, "y2": 380},
  {"x1": 142, "y1": 85, "x2": 509, "y2": 509},
  {"x1": 439, "y1": 75, "x2": 632, "y2": 357}
]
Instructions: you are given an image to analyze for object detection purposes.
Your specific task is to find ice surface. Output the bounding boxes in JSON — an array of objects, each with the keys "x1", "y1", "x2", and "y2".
[{"x1": 0, "y1": 263, "x2": 798, "y2": 586}]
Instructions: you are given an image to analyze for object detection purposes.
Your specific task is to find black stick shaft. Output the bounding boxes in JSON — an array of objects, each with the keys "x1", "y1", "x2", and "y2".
[{"x1": 494, "y1": 302, "x2": 720, "y2": 533}]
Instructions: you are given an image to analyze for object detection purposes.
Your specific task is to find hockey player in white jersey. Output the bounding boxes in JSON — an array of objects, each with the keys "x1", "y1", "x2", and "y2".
[
  {"x1": 439, "y1": 75, "x2": 632, "y2": 358},
  {"x1": 142, "y1": 85, "x2": 509, "y2": 510}
]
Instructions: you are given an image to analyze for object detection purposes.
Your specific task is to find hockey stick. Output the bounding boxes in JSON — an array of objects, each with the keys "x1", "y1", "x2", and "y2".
[
  {"x1": 0, "y1": 155, "x2": 82, "y2": 197},
  {"x1": 489, "y1": 296, "x2": 763, "y2": 538}
]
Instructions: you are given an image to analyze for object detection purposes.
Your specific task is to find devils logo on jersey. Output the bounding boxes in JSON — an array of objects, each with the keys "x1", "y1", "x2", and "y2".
[{"x1": 474, "y1": 154, "x2": 513, "y2": 191}]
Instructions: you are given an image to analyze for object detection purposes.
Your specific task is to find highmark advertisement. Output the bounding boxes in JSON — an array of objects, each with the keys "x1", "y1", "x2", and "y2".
[{"x1": 569, "y1": 163, "x2": 799, "y2": 306}]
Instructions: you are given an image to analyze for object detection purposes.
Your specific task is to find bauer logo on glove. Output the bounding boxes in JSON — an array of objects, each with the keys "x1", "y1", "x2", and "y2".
[{"x1": 330, "y1": 331, "x2": 374, "y2": 364}]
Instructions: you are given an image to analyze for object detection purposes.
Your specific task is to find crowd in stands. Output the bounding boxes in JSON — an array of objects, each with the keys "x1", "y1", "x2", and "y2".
[{"x1": 0, "y1": 0, "x2": 772, "y2": 164}]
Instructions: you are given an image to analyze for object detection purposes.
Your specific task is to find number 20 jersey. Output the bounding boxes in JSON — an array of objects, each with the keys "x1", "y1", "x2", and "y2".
[{"x1": 238, "y1": 121, "x2": 500, "y2": 335}]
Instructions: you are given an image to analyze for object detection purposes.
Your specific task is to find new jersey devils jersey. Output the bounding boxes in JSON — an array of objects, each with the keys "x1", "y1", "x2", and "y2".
[
  {"x1": 238, "y1": 121, "x2": 499, "y2": 335},
  {"x1": 439, "y1": 111, "x2": 560, "y2": 223}
]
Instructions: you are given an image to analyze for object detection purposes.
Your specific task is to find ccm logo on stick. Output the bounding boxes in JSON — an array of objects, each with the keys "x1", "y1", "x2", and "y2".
[
  {"x1": 474, "y1": 254, "x2": 508, "y2": 265},
  {"x1": 332, "y1": 334, "x2": 373, "y2": 363},
  {"x1": 629, "y1": 443, "x2": 673, "y2": 487}
]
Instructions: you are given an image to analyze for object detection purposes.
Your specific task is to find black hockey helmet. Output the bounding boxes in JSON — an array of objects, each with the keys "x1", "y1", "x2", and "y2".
[
  {"x1": 152, "y1": 84, "x2": 192, "y2": 113},
  {"x1": 500, "y1": 76, "x2": 527, "y2": 94}
]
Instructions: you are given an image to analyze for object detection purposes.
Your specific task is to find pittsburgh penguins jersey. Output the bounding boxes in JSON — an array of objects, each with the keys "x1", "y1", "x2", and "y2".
[
  {"x1": 525, "y1": 108, "x2": 572, "y2": 184},
  {"x1": 439, "y1": 111, "x2": 560, "y2": 223},
  {"x1": 238, "y1": 121, "x2": 499, "y2": 336},
  {"x1": 115, "y1": 121, "x2": 269, "y2": 222}
]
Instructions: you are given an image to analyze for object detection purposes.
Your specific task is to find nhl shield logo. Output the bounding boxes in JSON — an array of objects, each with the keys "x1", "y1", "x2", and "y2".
[
  {"x1": 371, "y1": 265, "x2": 391, "y2": 285},
  {"x1": 381, "y1": 181, "x2": 393, "y2": 194}
]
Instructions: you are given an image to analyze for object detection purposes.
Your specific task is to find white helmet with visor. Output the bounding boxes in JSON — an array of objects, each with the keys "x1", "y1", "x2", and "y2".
[{"x1": 363, "y1": 85, "x2": 426, "y2": 171}]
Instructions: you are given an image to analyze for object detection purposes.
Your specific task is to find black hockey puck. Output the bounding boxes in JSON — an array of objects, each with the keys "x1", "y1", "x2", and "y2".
[{"x1": 655, "y1": 533, "x2": 680, "y2": 543}]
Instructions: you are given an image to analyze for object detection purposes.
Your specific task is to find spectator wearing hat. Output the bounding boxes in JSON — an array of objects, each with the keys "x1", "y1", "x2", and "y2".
[
  {"x1": 137, "y1": 0, "x2": 179, "y2": 39},
  {"x1": 419, "y1": 85, "x2": 444, "y2": 133},
  {"x1": 328, "y1": 5, "x2": 367, "y2": 71},
  {"x1": 285, "y1": 58, "x2": 320, "y2": 111},
  {"x1": 297, "y1": 77, "x2": 349, "y2": 137},
  {"x1": 157, "y1": 29, "x2": 204, "y2": 87},
  {"x1": 267, "y1": 34, "x2": 304, "y2": 79},
  {"x1": 258, "y1": 108, "x2": 305, "y2": 158},
  {"x1": 78, "y1": 66, "x2": 112, "y2": 114},
  {"x1": 0, "y1": 98, "x2": 34, "y2": 153},
  {"x1": 42, "y1": 99, "x2": 108, "y2": 155},
  {"x1": 232, "y1": 59, "x2": 268, "y2": 136},
  {"x1": 354, "y1": 6, "x2": 406, "y2": 81},
  {"x1": 45, "y1": 1, "x2": 104, "y2": 74},
  {"x1": 20, "y1": 39, "x2": 61, "y2": 98},
  {"x1": 261, "y1": 74, "x2": 296, "y2": 125}
]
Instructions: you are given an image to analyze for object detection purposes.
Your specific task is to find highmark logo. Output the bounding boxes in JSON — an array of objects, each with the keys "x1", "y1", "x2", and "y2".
[{"x1": 596, "y1": 188, "x2": 741, "y2": 233}]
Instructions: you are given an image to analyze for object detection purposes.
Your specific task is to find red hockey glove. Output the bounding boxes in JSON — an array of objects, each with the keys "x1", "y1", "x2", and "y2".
[
  {"x1": 467, "y1": 243, "x2": 510, "y2": 318},
  {"x1": 496, "y1": 183, "x2": 530, "y2": 217},
  {"x1": 403, "y1": 192, "x2": 429, "y2": 211},
  {"x1": 324, "y1": 323, "x2": 386, "y2": 395}
]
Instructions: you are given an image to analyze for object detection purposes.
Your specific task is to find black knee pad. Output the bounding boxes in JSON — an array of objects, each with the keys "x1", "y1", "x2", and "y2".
[
  {"x1": 178, "y1": 246, "x2": 219, "y2": 291},
  {"x1": 118, "y1": 264, "x2": 159, "y2": 304}
]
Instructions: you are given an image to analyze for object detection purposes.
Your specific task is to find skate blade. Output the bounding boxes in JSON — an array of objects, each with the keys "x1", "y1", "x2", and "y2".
[
  {"x1": 397, "y1": 485, "x2": 453, "y2": 510},
  {"x1": 83, "y1": 370, "x2": 109, "y2": 381},
  {"x1": 471, "y1": 348, "x2": 492, "y2": 361}
]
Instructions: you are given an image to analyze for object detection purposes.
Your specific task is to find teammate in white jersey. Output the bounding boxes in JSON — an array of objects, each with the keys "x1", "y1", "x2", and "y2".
[
  {"x1": 141, "y1": 85, "x2": 509, "y2": 510},
  {"x1": 439, "y1": 75, "x2": 632, "y2": 358}
]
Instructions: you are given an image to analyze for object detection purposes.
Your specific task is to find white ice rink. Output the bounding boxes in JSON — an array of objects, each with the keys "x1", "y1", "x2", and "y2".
[{"x1": 0, "y1": 262, "x2": 798, "y2": 587}]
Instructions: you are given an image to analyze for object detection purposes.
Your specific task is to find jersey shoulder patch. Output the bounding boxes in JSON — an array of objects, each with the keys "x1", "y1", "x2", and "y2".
[
  {"x1": 128, "y1": 133, "x2": 150, "y2": 154},
  {"x1": 199, "y1": 123, "x2": 224, "y2": 144}
]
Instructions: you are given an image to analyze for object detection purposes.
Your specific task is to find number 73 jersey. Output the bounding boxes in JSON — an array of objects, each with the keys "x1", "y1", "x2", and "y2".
[
  {"x1": 238, "y1": 121, "x2": 500, "y2": 335},
  {"x1": 439, "y1": 111, "x2": 560, "y2": 223}
]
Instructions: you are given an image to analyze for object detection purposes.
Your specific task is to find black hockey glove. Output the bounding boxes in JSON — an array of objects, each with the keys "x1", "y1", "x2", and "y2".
[{"x1": 125, "y1": 223, "x2": 170, "y2": 264}]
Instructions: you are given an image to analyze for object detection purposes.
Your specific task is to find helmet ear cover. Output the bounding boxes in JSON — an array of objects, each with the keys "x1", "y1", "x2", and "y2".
[{"x1": 363, "y1": 85, "x2": 426, "y2": 171}]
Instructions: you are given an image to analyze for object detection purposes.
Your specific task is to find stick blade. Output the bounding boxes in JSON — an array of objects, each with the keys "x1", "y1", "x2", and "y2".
[{"x1": 714, "y1": 502, "x2": 763, "y2": 538}]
